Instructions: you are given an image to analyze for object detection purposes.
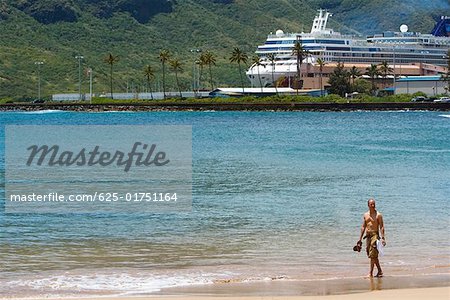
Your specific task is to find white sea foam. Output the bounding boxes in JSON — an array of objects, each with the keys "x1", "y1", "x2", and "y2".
[
  {"x1": 356, "y1": 145, "x2": 450, "y2": 153},
  {"x1": 386, "y1": 260, "x2": 408, "y2": 266},
  {"x1": 101, "y1": 110, "x2": 134, "y2": 113},
  {"x1": 21, "y1": 110, "x2": 66, "y2": 114},
  {"x1": 4, "y1": 269, "x2": 237, "y2": 297},
  {"x1": 438, "y1": 114, "x2": 450, "y2": 118},
  {"x1": 1, "y1": 269, "x2": 295, "y2": 297}
]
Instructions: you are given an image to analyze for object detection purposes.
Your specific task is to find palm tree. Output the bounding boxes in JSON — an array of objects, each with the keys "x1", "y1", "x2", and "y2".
[
  {"x1": 366, "y1": 64, "x2": 380, "y2": 95},
  {"x1": 292, "y1": 41, "x2": 310, "y2": 91},
  {"x1": 267, "y1": 53, "x2": 278, "y2": 96},
  {"x1": 198, "y1": 53, "x2": 207, "y2": 91},
  {"x1": 229, "y1": 47, "x2": 248, "y2": 94},
  {"x1": 159, "y1": 50, "x2": 171, "y2": 99},
  {"x1": 328, "y1": 62, "x2": 351, "y2": 97},
  {"x1": 441, "y1": 50, "x2": 450, "y2": 93},
  {"x1": 169, "y1": 58, "x2": 183, "y2": 98},
  {"x1": 378, "y1": 61, "x2": 393, "y2": 88},
  {"x1": 104, "y1": 53, "x2": 119, "y2": 99},
  {"x1": 144, "y1": 65, "x2": 155, "y2": 100},
  {"x1": 251, "y1": 56, "x2": 265, "y2": 93},
  {"x1": 349, "y1": 66, "x2": 361, "y2": 92},
  {"x1": 203, "y1": 51, "x2": 216, "y2": 90},
  {"x1": 316, "y1": 57, "x2": 325, "y2": 96}
]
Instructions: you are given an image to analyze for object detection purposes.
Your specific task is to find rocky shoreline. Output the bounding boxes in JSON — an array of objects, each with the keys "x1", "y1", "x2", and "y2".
[{"x1": 0, "y1": 102, "x2": 449, "y2": 112}]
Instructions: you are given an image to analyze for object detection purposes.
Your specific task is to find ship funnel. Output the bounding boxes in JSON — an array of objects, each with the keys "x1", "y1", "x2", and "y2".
[{"x1": 310, "y1": 9, "x2": 333, "y2": 35}]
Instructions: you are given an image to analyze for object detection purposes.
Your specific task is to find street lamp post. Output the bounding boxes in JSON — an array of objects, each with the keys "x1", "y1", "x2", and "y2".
[
  {"x1": 34, "y1": 61, "x2": 44, "y2": 101},
  {"x1": 87, "y1": 68, "x2": 93, "y2": 104},
  {"x1": 190, "y1": 49, "x2": 202, "y2": 97},
  {"x1": 75, "y1": 55, "x2": 84, "y2": 101},
  {"x1": 393, "y1": 47, "x2": 396, "y2": 90},
  {"x1": 195, "y1": 60, "x2": 201, "y2": 94},
  {"x1": 444, "y1": 53, "x2": 450, "y2": 95},
  {"x1": 288, "y1": 63, "x2": 291, "y2": 88}
]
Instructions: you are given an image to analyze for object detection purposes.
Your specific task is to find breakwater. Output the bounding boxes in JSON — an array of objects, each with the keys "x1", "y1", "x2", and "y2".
[{"x1": 0, "y1": 102, "x2": 449, "y2": 112}]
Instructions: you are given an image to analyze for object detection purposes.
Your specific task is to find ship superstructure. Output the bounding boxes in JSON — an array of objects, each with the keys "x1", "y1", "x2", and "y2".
[{"x1": 247, "y1": 10, "x2": 450, "y2": 88}]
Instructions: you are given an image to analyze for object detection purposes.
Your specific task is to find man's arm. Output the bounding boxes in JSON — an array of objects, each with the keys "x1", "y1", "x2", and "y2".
[{"x1": 358, "y1": 215, "x2": 366, "y2": 242}]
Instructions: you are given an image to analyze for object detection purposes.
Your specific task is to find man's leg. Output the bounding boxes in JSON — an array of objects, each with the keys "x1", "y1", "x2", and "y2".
[
  {"x1": 369, "y1": 258, "x2": 375, "y2": 277},
  {"x1": 375, "y1": 258, "x2": 383, "y2": 277}
]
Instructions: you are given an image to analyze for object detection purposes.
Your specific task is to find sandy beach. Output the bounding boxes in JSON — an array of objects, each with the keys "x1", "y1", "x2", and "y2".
[
  {"x1": 4, "y1": 287, "x2": 449, "y2": 300},
  {"x1": 3, "y1": 274, "x2": 448, "y2": 300}
]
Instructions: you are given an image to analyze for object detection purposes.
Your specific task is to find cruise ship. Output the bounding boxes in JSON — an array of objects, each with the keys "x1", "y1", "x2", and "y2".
[{"x1": 246, "y1": 9, "x2": 450, "y2": 88}]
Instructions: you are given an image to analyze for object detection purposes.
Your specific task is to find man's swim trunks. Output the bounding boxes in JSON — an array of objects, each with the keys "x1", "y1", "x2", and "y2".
[{"x1": 366, "y1": 231, "x2": 379, "y2": 258}]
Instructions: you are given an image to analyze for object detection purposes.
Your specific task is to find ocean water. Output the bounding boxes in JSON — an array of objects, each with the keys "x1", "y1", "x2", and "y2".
[{"x1": 0, "y1": 110, "x2": 449, "y2": 297}]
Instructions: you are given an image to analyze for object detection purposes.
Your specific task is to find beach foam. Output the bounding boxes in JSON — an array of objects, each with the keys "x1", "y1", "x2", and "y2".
[
  {"x1": 4, "y1": 269, "x2": 449, "y2": 298},
  {"x1": 2, "y1": 269, "x2": 240, "y2": 297},
  {"x1": 355, "y1": 144, "x2": 450, "y2": 153}
]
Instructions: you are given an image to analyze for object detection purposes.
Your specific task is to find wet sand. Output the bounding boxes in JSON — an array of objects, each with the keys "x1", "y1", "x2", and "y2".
[
  {"x1": 3, "y1": 274, "x2": 448, "y2": 299},
  {"x1": 4, "y1": 287, "x2": 449, "y2": 300},
  {"x1": 153, "y1": 274, "x2": 449, "y2": 298}
]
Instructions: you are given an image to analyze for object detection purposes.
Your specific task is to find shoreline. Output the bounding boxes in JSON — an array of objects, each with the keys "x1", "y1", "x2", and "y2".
[
  {"x1": 1, "y1": 273, "x2": 448, "y2": 299},
  {"x1": 3, "y1": 287, "x2": 449, "y2": 300},
  {"x1": 154, "y1": 274, "x2": 450, "y2": 298},
  {"x1": 0, "y1": 102, "x2": 449, "y2": 112}
]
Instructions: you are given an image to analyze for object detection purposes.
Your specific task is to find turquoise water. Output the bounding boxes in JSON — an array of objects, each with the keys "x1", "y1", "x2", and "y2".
[{"x1": 0, "y1": 110, "x2": 449, "y2": 297}]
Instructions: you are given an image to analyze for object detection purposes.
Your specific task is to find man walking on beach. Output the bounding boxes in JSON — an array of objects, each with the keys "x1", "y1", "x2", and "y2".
[{"x1": 357, "y1": 198, "x2": 386, "y2": 277}]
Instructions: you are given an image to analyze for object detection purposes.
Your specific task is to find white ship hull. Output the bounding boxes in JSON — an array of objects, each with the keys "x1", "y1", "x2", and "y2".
[{"x1": 247, "y1": 9, "x2": 450, "y2": 87}]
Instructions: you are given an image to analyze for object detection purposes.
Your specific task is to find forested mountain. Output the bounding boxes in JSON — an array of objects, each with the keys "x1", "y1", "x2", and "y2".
[{"x1": 0, "y1": 0, "x2": 448, "y2": 99}]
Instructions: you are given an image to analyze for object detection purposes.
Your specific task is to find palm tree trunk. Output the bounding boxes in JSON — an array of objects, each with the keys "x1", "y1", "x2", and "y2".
[
  {"x1": 296, "y1": 56, "x2": 300, "y2": 95},
  {"x1": 162, "y1": 63, "x2": 166, "y2": 99},
  {"x1": 175, "y1": 71, "x2": 182, "y2": 98},
  {"x1": 320, "y1": 73, "x2": 323, "y2": 97},
  {"x1": 110, "y1": 64, "x2": 113, "y2": 99},
  {"x1": 299, "y1": 61, "x2": 303, "y2": 89},
  {"x1": 272, "y1": 65, "x2": 278, "y2": 96},
  {"x1": 199, "y1": 65, "x2": 203, "y2": 92},
  {"x1": 147, "y1": 77, "x2": 154, "y2": 100},
  {"x1": 258, "y1": 66, "x2": 263, "y2": 93},
  {"x1": 208, "y1": 65, "x2": 213, "y2": 90},
  {"x1": 238, "y1": 62, "x2": 244, "y2": 94}
]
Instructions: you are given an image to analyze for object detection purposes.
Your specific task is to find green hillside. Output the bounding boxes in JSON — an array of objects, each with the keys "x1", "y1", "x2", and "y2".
[{"x1": 0, "y1": 0, "x2": 448, "y2": 99}]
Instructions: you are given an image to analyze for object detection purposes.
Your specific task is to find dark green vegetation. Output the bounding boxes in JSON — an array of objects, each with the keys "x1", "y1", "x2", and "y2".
[
  {"x1": 0, "y1": 0, "x2": 448, "y2": 99},
  {"x1": 327, "y1": 61, "x2": 392, "y2": 97},
  {"x1": 0, "y1": 93, "x2": 438, "y2": 105}
]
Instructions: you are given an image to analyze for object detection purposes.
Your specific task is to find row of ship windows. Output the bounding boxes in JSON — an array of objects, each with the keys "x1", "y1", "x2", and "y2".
[
  {"x1": 369, "y1": 39, "x2": 422, "y2": 43},
  {"x1": 334, "y1": 58, "x2": 443, "y2": 64},
  {"x1": 368, "y1": 39, "x2": 449, "y2": 44},
  {"x1": 325, "y1": 47, "x2": 445, "y2": 53},
  {"x1": 331, "y1": 53, "x2": 445, "y2": 59},
  {"x1": 265, "y1": 39, "x2": 348, "y2": 45},
  {"x1": 266, "y1": 39, "x2": 450, "y2": 47},
  {"x1": 260, "y1": 53, "x2": 444, "y2": 62},
  {"x1": 258, "y1": 46, "x2": 446, "y2": 54}
]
